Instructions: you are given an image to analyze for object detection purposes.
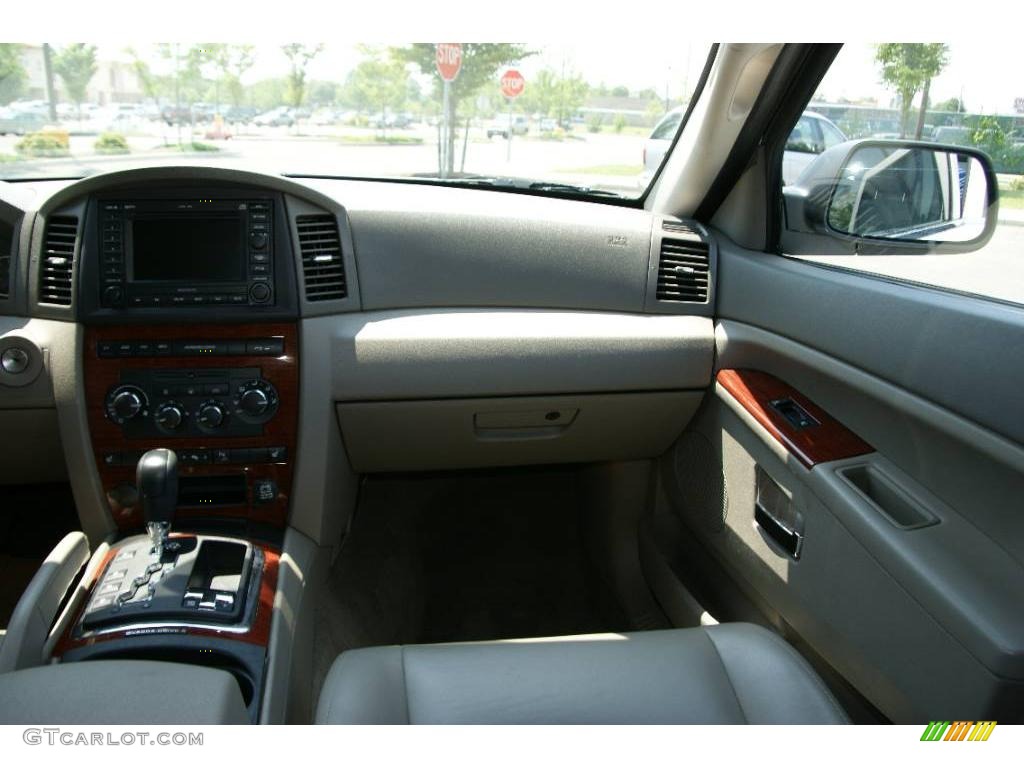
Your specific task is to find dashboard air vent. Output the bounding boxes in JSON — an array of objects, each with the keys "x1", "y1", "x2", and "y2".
[
  {"x1": 656, "y1": 231, "x2": 710, "y2": 303},
  {"x1": 39, "y1": 214, "x2": 79, "y2": 306},
  {"x1": 296, "y1": 214, "x2": 347, "y2": 302}
]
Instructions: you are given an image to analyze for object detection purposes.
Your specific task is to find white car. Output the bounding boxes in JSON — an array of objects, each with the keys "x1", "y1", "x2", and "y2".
[{"x1": 641, "y1": 107, "x2": 847, "y2": 187}]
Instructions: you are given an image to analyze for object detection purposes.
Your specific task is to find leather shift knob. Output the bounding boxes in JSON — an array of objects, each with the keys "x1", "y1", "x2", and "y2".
[{"x1": 137, "y1": 448, "x2": 178, "y2": 526}]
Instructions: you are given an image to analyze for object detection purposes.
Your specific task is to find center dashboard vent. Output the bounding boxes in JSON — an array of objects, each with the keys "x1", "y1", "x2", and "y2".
[
  {"x1": 39, "y1": 214, "x2": 79, "y2": 306},
  {"x1": 656, "y1": 222, "x2": 710, "y2": 303},
  {"x1": 296, "y1": 213, "x2": 347, "y2": 302}
]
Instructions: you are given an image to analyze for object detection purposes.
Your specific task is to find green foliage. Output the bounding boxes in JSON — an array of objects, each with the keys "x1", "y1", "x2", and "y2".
[
  {"x1": 15, "y1": 129, "x2": 70, "y2": 157},
  {"x1": 94, "y1": 132, "x2": 130, "y2": 155},
  {"x1": 0, "y1": 44, "x2": 27, "y2": 105},
  {"x1": 343, "y1": 52, "x2": 409, "y2": 127},
  {"x1": 204, "y1": 44, "x2": 256, "y2": 107},
  {"x1": 587, "y1": 114, "x2": 604, "y2": 133},
  {"x1": 246, "y1": 79, "x2": 287, "y2": 111},
  {"x1": 645, "y1": 99, "x2": 666, "y2": 127},
  {"x1": 610, "y1": 85, "x2": 629, "y2": 97},
  {"x1": 875, "y1": 44, "x2": 949, "y2": 137},
  {"x1": 932, "y1": 96, "x2": 965, "y2": 113},
  {"x1": 517, "y1": 68, "x2": 588, "y2": 123},
  {"x1": 53, "y1": 44, "x2": 98, "y2": 110},
  {"x1": 613, "y1": 114, "x2": 627, "y2": 133},
  {"x1": 1011, "y1": 176, "x2": 1024, "y2": 193},
  {"x1": 281, "y1": 44, "x2": 323, "y2": 108}
]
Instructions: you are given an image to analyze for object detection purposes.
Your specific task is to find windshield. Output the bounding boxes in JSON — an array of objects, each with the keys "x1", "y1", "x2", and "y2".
[{"x1": 0, "y1": 43, "x2": 712, "y2": 198}]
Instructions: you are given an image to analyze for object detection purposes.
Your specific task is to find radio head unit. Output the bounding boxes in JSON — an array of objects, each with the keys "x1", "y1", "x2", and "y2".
[{"x1": 99, "y1": 198, "x2": 273, "y2": 309}]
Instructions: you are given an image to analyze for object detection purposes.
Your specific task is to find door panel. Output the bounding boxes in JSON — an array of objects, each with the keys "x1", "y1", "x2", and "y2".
[{"x1": 653, "y1": 234, "x2": 1024, "y2": 723}]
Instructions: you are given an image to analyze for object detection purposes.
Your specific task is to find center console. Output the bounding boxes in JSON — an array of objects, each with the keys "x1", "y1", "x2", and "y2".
[
  {"x1": 85, "y1": 322, "x2": 298, "y2": 532},
  {"x1": 48, "y1": 182, "x2": 306, "y2": 722}
]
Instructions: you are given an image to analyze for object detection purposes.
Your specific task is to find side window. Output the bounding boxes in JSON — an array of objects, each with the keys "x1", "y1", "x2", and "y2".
[
  {"x1": 780, "y1": 43, "x2": 1022, "y2": 308},
  {"x1": 651, "y1": 112, "x2": 682, "y2": 141},
  {"x1": 785, "y1": 115, "x2": 822, "y2": 153},
  {"x1": 819, "y1": 118, "x2": 846, "y2": 150}
]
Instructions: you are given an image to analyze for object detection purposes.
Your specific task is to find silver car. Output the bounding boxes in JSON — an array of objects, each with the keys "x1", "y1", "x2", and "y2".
[{"x1": 641, "y1": 107, "x2": 847, "y2": 187}]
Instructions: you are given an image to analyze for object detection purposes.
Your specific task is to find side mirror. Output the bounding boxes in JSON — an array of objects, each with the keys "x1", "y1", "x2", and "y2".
[{"x1": 782, "y1": 140, "x2": 999, "y2": 255}]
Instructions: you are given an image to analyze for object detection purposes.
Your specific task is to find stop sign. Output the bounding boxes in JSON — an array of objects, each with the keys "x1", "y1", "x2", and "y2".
[
  {"x1": 500, "y1": 69, "x2": 525, "y2": 99},
  {"x1": 435, "y1": 43, "x2": 463, "y2": 82}
]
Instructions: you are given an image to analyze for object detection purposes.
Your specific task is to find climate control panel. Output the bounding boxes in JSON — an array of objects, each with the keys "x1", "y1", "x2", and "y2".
[{"x1": 105, "y1": 368, "x2": 280, "y2": 439}]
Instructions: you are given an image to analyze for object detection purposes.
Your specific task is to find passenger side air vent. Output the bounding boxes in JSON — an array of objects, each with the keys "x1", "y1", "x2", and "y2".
[
  {"x1": 39, "y1": 214, "x2": 79, "y2": 306},
  {"x1": 0, "y1": 254, "x2": 10, "y2": 299},
  {"x1": 656, "y1": 226, "x2": 710, "y2": 303},
  {"x1": 296, "y1": 214, "x2": 347, "y2": 302}
]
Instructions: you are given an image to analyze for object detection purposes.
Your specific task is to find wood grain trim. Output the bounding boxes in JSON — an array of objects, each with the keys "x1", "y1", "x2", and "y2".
[
  {"x1": 53, "y1": 544, "x2": 279, "y2": 657},
  {"x1": 84, "y1": 322, "x2": 298, "y2": 531},
  {"x1": 716, "y1": 368, "x2": 872, "y2": 468}
]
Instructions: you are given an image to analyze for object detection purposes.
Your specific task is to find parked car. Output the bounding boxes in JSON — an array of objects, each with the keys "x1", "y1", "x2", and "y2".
[
  {"x1": 0, "y1": 107, "x2": 48, "y2": 135},
  {"x1": 931, "y1": 125, "x2": 972, "y2": 145},
  {"x1": 486, "y1": 114, "x2": 529, "y2": 139},
  {"x1": 641, "y1": 107, "x2": 847, "y2": 187},
  {"x1": 253, "y1": 107, "x2": 295, "y2": 127},
  {"x1": 223, "y1": 106, "x2": 260, "y2": 124},
  {"x1": 539, "y1": 118, "x2": 558, "y2": 132}
]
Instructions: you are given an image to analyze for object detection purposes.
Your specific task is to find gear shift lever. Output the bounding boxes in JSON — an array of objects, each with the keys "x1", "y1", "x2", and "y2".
[{"x1": 137, "y1": 448, "x2": 178, "y2": 559}]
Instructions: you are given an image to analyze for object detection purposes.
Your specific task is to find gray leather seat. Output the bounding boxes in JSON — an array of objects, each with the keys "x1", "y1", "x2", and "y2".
[{"x1": 316, "y1": 623, "x2": 848, "y2": 724}]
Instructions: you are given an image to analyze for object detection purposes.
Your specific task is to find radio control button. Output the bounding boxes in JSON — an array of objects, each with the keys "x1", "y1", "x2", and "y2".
[
  {"x1": 249, "y1": 283, "x2": 271, "y2": 304},
  {"x1": 155, "y1": 403, "x2": 184, "y2": 431}
]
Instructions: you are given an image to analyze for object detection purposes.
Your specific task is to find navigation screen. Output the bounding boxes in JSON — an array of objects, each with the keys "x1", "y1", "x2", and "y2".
[{"x1": 132, "y1": 216, "x2": 245, "y2": 282}]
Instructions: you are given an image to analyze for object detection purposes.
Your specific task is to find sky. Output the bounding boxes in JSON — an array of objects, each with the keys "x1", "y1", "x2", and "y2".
[{"x1": 94, "y1": 42, "x2": 1021, "y2": 114}]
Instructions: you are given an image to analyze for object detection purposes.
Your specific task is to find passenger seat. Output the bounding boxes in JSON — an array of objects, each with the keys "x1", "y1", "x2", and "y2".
[{"x1": 315, "y1": 623, "x2": 848, "y2": 724}]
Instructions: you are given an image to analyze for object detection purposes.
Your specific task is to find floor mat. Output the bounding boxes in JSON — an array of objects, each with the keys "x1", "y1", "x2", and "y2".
[
  {"x1": 0, "y1": 483, "x2": 80, "y2": 627},
  {"x1": 313, "y1": 466, "x2": 632, "y2": 710}
]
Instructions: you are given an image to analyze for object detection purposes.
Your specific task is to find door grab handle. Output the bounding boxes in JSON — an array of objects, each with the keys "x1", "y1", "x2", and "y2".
[{"x1": 755, "y1": 503, "x2": 804, "y2": 559}]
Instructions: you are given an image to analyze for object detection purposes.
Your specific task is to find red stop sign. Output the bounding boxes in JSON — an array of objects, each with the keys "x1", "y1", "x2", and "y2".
[
  {"x1": 435, "y1": 43, "x2": 463, "y2": 82},
  {"x1": 500, "y1": 69, "x2": 525, "y2": 99}
]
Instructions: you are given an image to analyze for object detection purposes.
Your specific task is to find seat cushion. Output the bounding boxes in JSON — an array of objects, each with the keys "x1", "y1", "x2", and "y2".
[{"x1": 316, "y1": 623, "x2": 848, "y2": 724}]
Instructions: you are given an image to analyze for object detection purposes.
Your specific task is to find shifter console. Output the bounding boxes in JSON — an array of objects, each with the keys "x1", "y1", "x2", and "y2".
[{"x1": 80, "y1": 448, "x2": 261, "y2": 633}]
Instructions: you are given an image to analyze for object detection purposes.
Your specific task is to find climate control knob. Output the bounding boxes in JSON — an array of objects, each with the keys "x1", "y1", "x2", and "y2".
[
  {"x1": 240, "y1": 388, "x2": 269, "y2": 417},
  {"x1": 197, "y1": 401, "x2": 226, "y2": 430},
  {"x1": 106, "y1": 385, "x2": 147, "y2": 424},
  {"x1": 236, "y1": 379, "x2": 279, "y2": 423},
  {"x1": 154, "y1": 402, "x2": 184, "y2": 432}
]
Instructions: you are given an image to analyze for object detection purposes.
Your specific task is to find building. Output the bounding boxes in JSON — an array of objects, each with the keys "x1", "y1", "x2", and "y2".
[{"x1": 17, "y1": 44, "x2": 144, "y2": 106}]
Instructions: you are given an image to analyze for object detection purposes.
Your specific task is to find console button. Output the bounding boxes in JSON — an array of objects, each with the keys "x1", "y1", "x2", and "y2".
[
  {"x1": 134, "y1": 342, "x2": 153, "y2": 356},
  {"x1": 254, "y1": 478, "x2": 277, "y2": 504},
  {"x1": 246, "y1": 339, "x2": 284, "y2": 356},
  {"x1": 115, "y1": 342, "x2": 134, "y2": 357},
  {"x1": 154, "y1": 341, "x2": 173, "y2": 356},
  {"x1": 97, "y1": 341, "x2": 117, "y2": 358},
  {"x1": 249, "y1": 282, "x2": 271, "y2": 304},
  {"x1": 212, "y1": 448, "x2": 231, "y2": 464},
  {"x1": 267, "y1": 446, "x2": 287, "y2": 462}
]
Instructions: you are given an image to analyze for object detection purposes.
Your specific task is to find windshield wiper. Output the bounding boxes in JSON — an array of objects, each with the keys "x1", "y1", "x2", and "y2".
[{"x1": 414, "y1": 175, "x2": 624, "y2": 198}]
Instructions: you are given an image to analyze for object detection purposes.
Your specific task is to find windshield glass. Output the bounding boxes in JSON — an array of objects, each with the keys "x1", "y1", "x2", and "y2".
[{"x1": 0, "y1": 43, "x2": 712, "y2": 198}]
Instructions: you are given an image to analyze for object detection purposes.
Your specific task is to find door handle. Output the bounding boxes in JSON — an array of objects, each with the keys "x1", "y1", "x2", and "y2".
[
  {"x1": 755, "y1": 503, "x2": 804, "y2": 560},
  {"x1": 754, "y1": 466, "x2": 805, "y2": 560}
]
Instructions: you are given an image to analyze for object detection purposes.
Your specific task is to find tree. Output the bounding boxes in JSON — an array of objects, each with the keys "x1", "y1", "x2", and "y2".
[
  {"x1": 392, "y1": 43, "x2": 534, "y2": 175},
  {"x1": 519, "y1": 68, "x2": 588, "y2": 124},
  {"x1": 610, "y1": 85, "x2": 629, "y2": 97},
  {"x1": 0, "y1": 44, "x2": 27, "y2": 105},
  {"x1": 281, "y1": 44, "x2": 323, "y2": 109},
  {"x1": 53, "y1": 44, "x2": 97, "y2": 117},
  {"x1": 933, "y1": 96, "x2": 965, "y2": 114},
  {"x1": 875, "y1": 44, "x2": 949, "y2": 139},
  {"x1": 206, "y1": 44, "x2": 256, "y2": 107},
  {"x1": 343, "y1": 55, "x2": 409, "y2": 134}
]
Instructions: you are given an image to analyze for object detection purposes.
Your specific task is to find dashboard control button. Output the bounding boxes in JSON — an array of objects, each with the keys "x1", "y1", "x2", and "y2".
[
  {"x1": 212, "y1": 448, "x2": 231, "y2": 464},
  {"x1": 249, "y1": 232, "x2": 268, "y2": 250},
  {"x1": 155, "y1": 402, "x2": 184, "y2": 431},
  {"x1": 1, "y1": 347, "x2": 30, "y2": 374},
  {"x1": 267, "y1": 446, "x2": 287, "y2": 462},
  {"x1": 102, "y1": 285, "x2": 125, "y2": 307},
  {"x1": 197, "y1": 401, "x2": 226, "y2": 430},
  {"x1": 115, "y1": 342, "x2": 134, "y2": 357},
  {"x1": 254, "y1": 478, "x2": 277, "y2": 504},
  {"x1": 105, "y1": 385, "x2": 147, "y2": 424},
  {"x1": 249, "y1": 282, "x2": 271, "y2": 303},
  {"x1": 239, "y1": 387, "x2": 269, "y2": 417},
  {"x1": 154, "y1": 341, "x2": 173, "y2": 355},
  {"x1": 97, "y1": 341, "x2": 117, "y2": 358}
]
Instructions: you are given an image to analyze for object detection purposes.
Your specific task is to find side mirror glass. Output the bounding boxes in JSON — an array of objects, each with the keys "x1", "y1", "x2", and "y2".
[
  {"x1": 827, "y1": 146, "x2": 991, "y2": 242},
  {"x1": 782, "y1": 139, "x2": 999, "y2": 255}
]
